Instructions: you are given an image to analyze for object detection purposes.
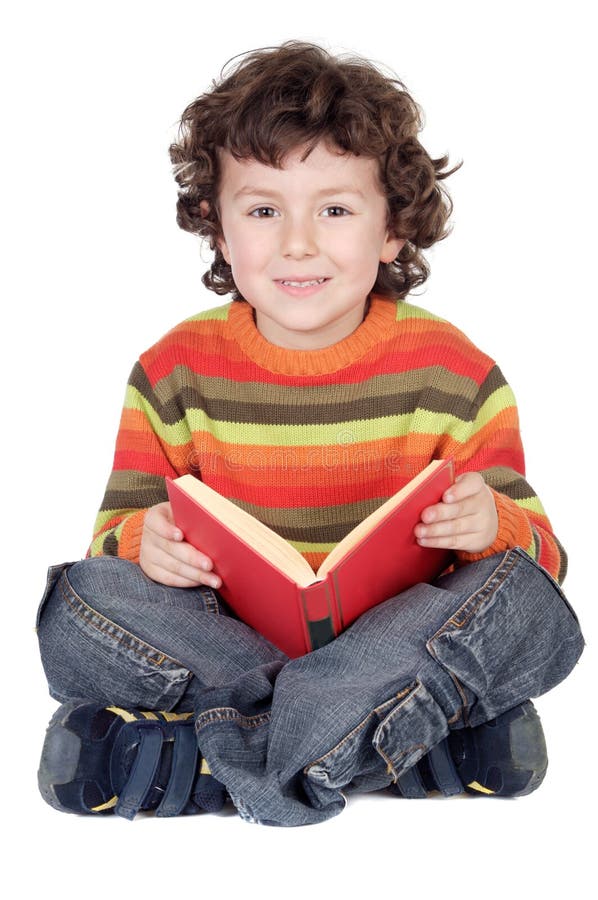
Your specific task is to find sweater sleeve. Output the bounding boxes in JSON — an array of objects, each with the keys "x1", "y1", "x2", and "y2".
[
  {"x1": 88, "y1": 360, "x2": 190, "y2": 562},
  {"x1": 446, "y1": 364, "x2": 567, "y2": 583}
]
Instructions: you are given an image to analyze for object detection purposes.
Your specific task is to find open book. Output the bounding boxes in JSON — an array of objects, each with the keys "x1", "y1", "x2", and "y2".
[{"x1": 166, "y1": 457, "x2": 454, "y2": 657}]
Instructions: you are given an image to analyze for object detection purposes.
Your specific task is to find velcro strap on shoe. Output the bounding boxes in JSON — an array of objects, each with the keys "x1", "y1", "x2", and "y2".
[
  {"x1": 115, "y1": 725, "x2": 163, "y2": 820},
  {"x1": 426, "y1": 740, "x2": 463, "y2": 796},
  {"x1": 156, "y1": 724, "x2": 199, "y2": 817},
  {"x1": 393, "y1": 764, "x2": 428, "y2": 798}
]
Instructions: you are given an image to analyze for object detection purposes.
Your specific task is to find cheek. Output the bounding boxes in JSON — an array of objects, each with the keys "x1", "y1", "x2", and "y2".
[
  {"x1": 230, "y1": 234, "x2": 272, "y2": 274},
  {"x1": 330, "y1": 225, "x2": 385, "y2": 260},
  {"x1": 336, "y1": 237, "x2": 386, "y2": 277}
]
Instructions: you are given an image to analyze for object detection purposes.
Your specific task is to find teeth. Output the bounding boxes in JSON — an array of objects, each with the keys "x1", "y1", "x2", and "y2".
[{"x1": 281, "y1": 278, "x2": 326, "y2": 287}]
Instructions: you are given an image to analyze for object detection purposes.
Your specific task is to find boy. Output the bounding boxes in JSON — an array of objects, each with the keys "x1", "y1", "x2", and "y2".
[{"x1": 36, "y1": 41, "x2": 583, "y2": 826}]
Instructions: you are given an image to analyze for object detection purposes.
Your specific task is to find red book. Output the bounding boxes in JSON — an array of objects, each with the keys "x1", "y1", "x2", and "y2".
[{"x1": 166, "y1": 458, "x2": 454, "y2": 658}]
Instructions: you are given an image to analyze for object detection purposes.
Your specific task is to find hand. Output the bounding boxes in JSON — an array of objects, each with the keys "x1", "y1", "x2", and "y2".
[
  {"x1": 414, "y1": 471, "x2": 498, "y2": 554},
  {"x1": 139, "y1": 502, "x2": 222, "y2": 589}
]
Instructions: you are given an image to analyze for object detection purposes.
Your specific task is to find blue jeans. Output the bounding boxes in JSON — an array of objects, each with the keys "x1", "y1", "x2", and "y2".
[{"x1": 36, "y1": 548, "x2": 583, "y2": 826}]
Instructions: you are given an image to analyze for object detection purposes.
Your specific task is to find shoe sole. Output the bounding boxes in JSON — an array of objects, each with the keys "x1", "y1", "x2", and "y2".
[
  {"x1": 463, "y1": 701, "x2": 548, "y2": 797},
  {"x1": 38, "y1": 699, "x2": 95, "y2": 814}
]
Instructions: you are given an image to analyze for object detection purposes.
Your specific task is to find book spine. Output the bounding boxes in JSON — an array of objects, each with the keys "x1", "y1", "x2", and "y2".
[{"x1": 299, "y1": 581, "x2": 338, "y2": 651}]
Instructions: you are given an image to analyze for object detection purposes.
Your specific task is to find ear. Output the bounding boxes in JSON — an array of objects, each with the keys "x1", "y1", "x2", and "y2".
[
  {"x1": 216, "y1": 234, "x2": 231, "y2": 264},
  {"x1": 380, "y1": 235, "x2": 405, "y2": 264}
]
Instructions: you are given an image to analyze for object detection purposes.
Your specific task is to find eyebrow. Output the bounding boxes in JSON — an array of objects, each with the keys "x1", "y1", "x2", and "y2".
[{"x1": 232, "y1": 185, "x2": 367, "y2": 201}]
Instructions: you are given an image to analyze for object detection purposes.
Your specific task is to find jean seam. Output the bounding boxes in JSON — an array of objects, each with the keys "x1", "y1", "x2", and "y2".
[
  {"x1": 60, "y1": 575, "x2": 186, "y2": 671},
  {"x1": 426, "y1": 548, "x2": 559, "y2": 728},
  {"x1": 197, "y1": 586, "x2": 220, "y2": 616},
  {"x1": 378, "y1": 742, "x2": 428, "y2": 780},
  {"x1": 195, "y1": 707, "x2": 272, "y2": 729},
  {"x1": 302, "y1": 685, "x2": 413, "y2": 776},
  {"x1": 431, "y1": 550, "x2": 519, "y2": 636},
  {"x1": 373, "y1": 681, "x2": 433, "y2": 778},
  {"x1": 424, "y1": 554, "x2": 519, "y2": 726}
]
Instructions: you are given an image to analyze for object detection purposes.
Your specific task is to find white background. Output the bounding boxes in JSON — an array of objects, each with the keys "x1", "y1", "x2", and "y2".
[{"x1": 2, "y1": 1, "x2": 595, "y2": 896}]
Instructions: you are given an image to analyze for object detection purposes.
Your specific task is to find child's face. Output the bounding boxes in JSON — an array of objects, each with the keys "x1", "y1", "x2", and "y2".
[{"x1": 214, "y1": 141, "x2": 404, "y2": 349}]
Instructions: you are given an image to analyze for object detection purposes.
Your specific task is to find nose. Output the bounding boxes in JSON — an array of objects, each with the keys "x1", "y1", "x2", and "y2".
[{"x1": 280, "y1": 214, "x2": 318, "y2": 258}]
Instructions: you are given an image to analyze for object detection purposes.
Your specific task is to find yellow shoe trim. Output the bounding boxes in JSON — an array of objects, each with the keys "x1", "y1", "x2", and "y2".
[
  {"x1": 105, "y1": 707, "x2": 194, "y2": 723},
  {"x1": 468, "y1": 780, "x2": 495, "y2": 795},
  {"x1": 106, "y1": 706, "x2": 138, "y2": 723},
  {"x1": 91, "y1": 795, "x2": 118, "y2": 812},
  {"x1": 200, "y1": 759, "x2": 212, "y2": 776}
]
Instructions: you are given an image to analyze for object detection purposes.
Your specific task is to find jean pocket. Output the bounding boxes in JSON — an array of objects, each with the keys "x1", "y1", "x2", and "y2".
[
  {"x1": 371, "y1": 680, "x2": 449, "y2": 779},
  {"x1": 303, "y1": 679, "x2": 449, "y2": 803},
  {"x1": 426, "y1": 548, "x2": 585, "y2": 726}
]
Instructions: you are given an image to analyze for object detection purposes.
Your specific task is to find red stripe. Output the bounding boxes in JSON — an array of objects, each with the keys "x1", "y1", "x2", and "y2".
[{"x1": 140, "y1": 322, "x2": 493, "y2": 388}]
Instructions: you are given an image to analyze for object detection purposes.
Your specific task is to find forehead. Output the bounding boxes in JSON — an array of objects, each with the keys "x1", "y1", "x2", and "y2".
[{"x1": 217, "y1": 142, "x2": 384, "y2": 198}]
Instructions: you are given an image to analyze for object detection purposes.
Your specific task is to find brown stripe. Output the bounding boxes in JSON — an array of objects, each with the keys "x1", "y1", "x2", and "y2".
[
  {"x1": 234, "y1": 497, "x2": 389, "y2": 543},
  {"x1": 128, "y1": 362, "x2": 189, "y2": 426},
  {"x1": 200, "y1": 387, "x2": 476, "y2": 426},
  {"x1": 100, "y1": 472, "x2": 168, "y2": 512},
  {"x1": 483, "y1": 467, "x2": 537, "y2": 501},
  {"x1": 475, "y1": 366, "x2": 509, "y2": 408},
  {"x1": 189, "y1": 369, "x2": 482, "y2": 406},
  {"x1": 132, "y1": 364, "x2": 483, "y2": 427}
]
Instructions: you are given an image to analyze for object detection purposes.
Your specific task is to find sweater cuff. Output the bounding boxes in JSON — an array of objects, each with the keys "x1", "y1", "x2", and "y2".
[
  {"x1": 456, "y1": 488, "x2": 534, "y2": 564},
  {"x1": 117, "y1": 509, "x2": 147, "y2": 563}
]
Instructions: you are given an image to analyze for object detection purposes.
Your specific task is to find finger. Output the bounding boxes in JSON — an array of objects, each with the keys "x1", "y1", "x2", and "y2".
[
  {"x1": 144, "y1": 503, "x2": 184, "y2": 543},
  {"x1": 415, "y1": 512, "x2": 483, "y2": 541},
  {"x1": 146, "y1": 565, "x2": 209, "y2": 589},
  {"x1": 165, "y1": 540, "x2": 217, "y2": 576},
  {"x1": 147, "y1": 557, "x2": 222, "y2": 589},
  {"x1": 443, "y1": 472, "x2": 485, "y2": 504},
  {"x1": 420, "y1": 494, "x2": 480, "y2": 525},
  {"x1": 142, "y1": 540, "x2": 222, "y2": 589},
  {"x1": 416, "y1": 531, "x2": 481, "y2": 551},
  {"x1": 161, "y1": 543, "x2": 222, "y2": 588},
  {"x1": 145, "y1": 522, "x2": 216, "y2": 574}
]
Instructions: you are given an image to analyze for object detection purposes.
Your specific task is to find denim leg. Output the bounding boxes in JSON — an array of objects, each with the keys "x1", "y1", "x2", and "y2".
[
  {"x1": 192, "y1": 548, "x2": 583, "y2": 826},
  {"x1": 36, "y1": 557, "x2": 287, "y2": 712},
  {"x1": 36, "y1": 550, "x2": 583, "y2": 827}
]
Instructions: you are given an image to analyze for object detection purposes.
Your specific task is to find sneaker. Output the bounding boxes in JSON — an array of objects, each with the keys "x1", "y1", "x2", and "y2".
[
  {"x1": 38, "y1": 700, "x2": 228, "y2": 819},
  {"x1": 393, "y1": 700, "x2": 548, "y2": 799}
]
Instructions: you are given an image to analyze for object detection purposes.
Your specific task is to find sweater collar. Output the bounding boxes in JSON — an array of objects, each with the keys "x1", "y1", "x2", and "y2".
[{"x1": 228, "y1": 294, "x2": 398, "y2": 376}]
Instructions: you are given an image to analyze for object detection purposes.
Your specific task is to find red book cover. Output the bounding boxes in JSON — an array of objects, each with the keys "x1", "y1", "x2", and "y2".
[{"x1": 166, "y1": 458, "x2": 454, "y2": 658}]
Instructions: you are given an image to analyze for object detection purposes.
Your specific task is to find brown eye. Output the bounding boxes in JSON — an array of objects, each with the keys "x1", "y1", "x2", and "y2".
[
  {"x1": 322, "y1": 206, "x2": 350, "y2": 217},
  {"x1": 250, "y1": 207, "x2": 278, "y2": 218}
]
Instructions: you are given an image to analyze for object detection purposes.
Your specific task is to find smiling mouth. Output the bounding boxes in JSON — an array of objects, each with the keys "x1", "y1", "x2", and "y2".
[{"x1": 278, "y1": 278, "x2": 329, "y2": 287}]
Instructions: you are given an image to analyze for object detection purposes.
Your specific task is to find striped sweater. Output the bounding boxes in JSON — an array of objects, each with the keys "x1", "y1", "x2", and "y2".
[{"x1": 90, "y1": 295, "x2": 566, "y2": 583}]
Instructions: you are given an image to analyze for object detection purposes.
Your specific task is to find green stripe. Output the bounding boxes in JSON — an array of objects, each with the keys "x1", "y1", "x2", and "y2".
[
  {"x1": 472, "y1": 385, "x2": 517, "y2": 433},
  {"x1": 93, "y1": 509, "x2": 119, "y2": 532},
  {"x1": 89, "y1": 516, "x2": 127, "y2": 556},
  {"x1": 125, "y1": 384, "x2": 193, "y2": 446},
  {"x1": 125, "y1": 383, "x2": 515, "y2": 447},
  {"x1": 184, "y1": 303, "x2": 232, "y2": 323},
  {"x1": 395, "y1": 301, "x2": 446, "y2": 324},
  {"x1": 289, "y1": 538, "x2": 336, "y2": 556},
  {"x1": 524, "y1": 535, "x2": 537, "y2": 559},
  {"x1": 180, "y1": 410, "x2": 468, "y2": 445},
  {"x1": 514, "y1": 496, "x2": 547, "y2": 517}
]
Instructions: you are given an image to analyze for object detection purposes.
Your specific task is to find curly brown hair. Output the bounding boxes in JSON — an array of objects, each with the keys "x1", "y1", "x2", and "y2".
[{"x1": 169, "y1": 41, "x2": 460, "y2": 301}]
